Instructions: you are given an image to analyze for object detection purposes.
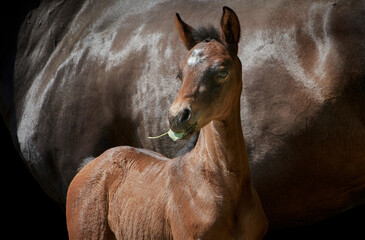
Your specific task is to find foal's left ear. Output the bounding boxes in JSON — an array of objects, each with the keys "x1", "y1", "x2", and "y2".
[{"x1": 220, "y1": 6, "x2": 241, "y2": 55}]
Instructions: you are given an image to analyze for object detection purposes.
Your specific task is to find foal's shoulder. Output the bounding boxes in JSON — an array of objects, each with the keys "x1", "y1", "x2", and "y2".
[
  {"x1": 101, "y1": 146, "x2": 170, "y2": 163},
  {"x1": 82, "y1": 146, "x2": 170, "y2": 174}
]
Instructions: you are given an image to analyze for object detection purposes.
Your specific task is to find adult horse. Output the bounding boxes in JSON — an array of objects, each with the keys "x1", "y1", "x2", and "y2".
[{"x1": 1, "y1": 0, "x2": 364, "y2": 230}]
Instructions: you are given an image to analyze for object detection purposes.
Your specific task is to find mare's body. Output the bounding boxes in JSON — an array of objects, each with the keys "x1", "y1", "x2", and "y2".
[{"x1": 2, "y1": 0, "x2": 365, "y2": 229}]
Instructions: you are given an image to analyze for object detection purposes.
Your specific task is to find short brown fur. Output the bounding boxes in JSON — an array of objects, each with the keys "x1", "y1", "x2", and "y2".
[{"x1": 66, "y1": 7, "x2": 267, "y2": 239}]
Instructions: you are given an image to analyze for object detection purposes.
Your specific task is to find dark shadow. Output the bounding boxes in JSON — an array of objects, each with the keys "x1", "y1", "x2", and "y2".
[
  {"x1": 1, "y1": 1, "x2": 68, "y2": 239},
  {"x1": 1, "y1": 117, "x2": 68, "y2": 239},
  {"x1": 265, "y1": 204, "x2": 365, "y2": 239}
]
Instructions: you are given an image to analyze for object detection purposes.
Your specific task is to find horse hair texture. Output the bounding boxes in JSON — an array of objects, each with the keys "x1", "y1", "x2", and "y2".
[{"x1": 192, "y1": 26, "x2": 222, "y2": 44}]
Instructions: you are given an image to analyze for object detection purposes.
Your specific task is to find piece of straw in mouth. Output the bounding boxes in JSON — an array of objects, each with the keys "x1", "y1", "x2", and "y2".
[
  {"x1": 148, "y1": 129, "x2": 184, "y2": 141},
  {"x1": 147, "y1": 131, "x2": 169, "y2": 139}
]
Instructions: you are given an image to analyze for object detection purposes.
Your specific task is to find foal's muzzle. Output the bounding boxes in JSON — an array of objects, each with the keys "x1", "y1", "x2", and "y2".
[{"x1": 168, "y1": 107, "x2": 193, "y2": 133}]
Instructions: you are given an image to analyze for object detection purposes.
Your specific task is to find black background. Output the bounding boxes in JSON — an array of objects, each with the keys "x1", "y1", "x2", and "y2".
[{"x1": 1, "y1": 1, "x2": 363, "y2": 239}]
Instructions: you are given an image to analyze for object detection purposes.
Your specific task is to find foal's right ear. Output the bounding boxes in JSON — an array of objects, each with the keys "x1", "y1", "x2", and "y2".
[{"x1": 175, "y1": 13, "x2": 196, "y2": 50}]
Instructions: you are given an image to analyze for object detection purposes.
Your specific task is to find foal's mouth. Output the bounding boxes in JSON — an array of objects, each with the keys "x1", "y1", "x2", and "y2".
[
  {"x1": 169, "y1": 122, "x2": 197, "y2": 141},
  {"x1": 181, "y1": 122, "x2": 198, "y2": 139}
]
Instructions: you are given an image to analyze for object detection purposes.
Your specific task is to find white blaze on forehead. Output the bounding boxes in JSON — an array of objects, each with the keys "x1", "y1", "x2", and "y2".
[{"x1": 187, "y1": 48, "x2": 206, "y2": 66}]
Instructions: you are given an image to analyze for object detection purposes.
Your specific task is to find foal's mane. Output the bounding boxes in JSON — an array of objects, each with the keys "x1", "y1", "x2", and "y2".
[{"x1": 191, "y1": 26, "x2": 222, "y2": 44}]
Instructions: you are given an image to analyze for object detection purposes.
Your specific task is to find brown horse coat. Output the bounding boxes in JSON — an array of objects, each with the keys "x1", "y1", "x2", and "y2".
[{"x1": 66, "y1": 7, "x2": 267, "y2": 240}]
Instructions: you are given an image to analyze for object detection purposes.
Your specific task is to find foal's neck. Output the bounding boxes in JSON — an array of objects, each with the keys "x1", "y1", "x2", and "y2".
[{"x1": 190, "y1": 100, "x2": 251, "y2": 196}]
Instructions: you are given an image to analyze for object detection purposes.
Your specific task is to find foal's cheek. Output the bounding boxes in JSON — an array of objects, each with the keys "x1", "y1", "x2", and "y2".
[{"x1": 197, "y1": 104, "x2": 220, "y2": 127}]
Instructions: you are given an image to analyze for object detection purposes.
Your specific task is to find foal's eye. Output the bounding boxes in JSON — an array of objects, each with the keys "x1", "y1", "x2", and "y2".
[{"x1": 217, "y1": 70, "x2": 228, "y2": 79}]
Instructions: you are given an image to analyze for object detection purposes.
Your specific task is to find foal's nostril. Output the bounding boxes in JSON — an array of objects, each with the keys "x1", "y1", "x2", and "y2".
[
  {"x1": 168, "y1": 107, "x2": 192, "y2": 131},
  {"x1": 179, "y1": 108, "x2": 192, "y2": 124}
]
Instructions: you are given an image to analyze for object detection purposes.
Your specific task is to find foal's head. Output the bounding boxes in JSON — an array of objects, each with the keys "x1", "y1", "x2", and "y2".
[{"x1": 169, "y1": 7, "x2": 241, "y2": 139}]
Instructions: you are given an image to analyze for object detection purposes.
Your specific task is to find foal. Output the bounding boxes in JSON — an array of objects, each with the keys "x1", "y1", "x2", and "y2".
[{"x1": 66, "y1": 7, "x2": 267, "y2": 240}]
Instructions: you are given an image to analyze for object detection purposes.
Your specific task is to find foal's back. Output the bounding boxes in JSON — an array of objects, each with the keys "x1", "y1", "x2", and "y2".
[{"x1": 66, "y1": 146, "x2": 172, "y2": 239}]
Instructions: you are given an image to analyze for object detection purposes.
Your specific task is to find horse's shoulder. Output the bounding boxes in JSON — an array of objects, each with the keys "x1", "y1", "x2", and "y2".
[
  {"x1": 82, "y1": 146, "x2": 169, "y2": 177},
  {"x1": 71, "y1": 147, "x2": 127, "y2": 186}
]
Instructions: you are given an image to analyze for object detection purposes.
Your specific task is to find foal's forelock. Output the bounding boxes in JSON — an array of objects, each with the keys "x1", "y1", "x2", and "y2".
[{"x1": 191, "y1": 26, "x2": 221, "y2": 44}]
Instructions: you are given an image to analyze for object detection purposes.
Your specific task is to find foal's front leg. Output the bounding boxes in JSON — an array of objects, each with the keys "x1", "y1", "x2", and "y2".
[
  {"x1": 237, "y1": 189, "x2": 268, "y2": 240},
  {"x1": 66, "y1": 156, "x2": 116, "y2": 240}
]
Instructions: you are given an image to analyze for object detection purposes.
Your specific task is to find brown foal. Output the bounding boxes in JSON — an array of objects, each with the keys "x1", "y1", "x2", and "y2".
[{"x1": 66, "y1": 7, "x2": 267, "y2": 240}]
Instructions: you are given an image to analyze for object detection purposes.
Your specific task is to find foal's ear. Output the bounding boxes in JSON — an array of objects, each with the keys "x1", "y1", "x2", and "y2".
[
  {"x1": 220, "y1": 6, "x2": 241, "y2": 55},
  {"x1": 175, "y1": 13, "x2": 196, "y2": 50}
]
